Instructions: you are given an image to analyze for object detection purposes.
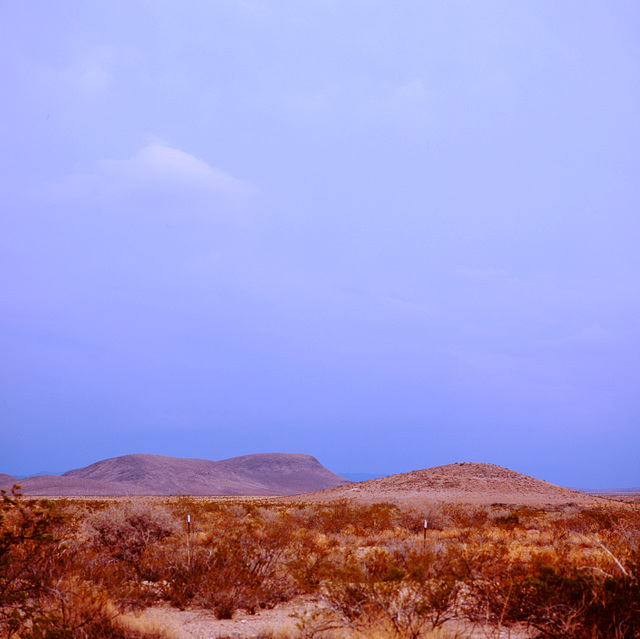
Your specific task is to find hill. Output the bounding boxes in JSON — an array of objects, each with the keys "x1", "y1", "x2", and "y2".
[
  {"x1": 0, "y1": 474, "x2": 17, "y2": 489},
  {"x1": 0, "y1": 453, "x2": 351, "y2": 496},
  {"x1": 297, "y1": 462, "x2": 603, "y2": 506}
]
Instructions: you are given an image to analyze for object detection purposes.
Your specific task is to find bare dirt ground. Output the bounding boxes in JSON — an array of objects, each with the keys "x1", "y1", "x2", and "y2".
[
  {"x1": 127, "y1": 598, "x2": 308, "y2": 639},
  {"x1": 128, "y1": 596, "x2": 533, "y2": 639}
]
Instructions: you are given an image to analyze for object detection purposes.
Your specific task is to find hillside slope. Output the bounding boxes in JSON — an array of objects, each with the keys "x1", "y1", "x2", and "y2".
[
  {"x1": 298, "y1": 462, "x2": 602, "y2": 506},
  {"x1": 0, "y1": 474, "x2": 17, "y2": 489},
  {"x1": 1, "y1": 453, "x2": 351, "y2": 496}
]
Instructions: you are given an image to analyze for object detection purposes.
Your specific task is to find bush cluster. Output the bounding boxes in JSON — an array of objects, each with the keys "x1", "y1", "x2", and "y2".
[{"x1": 1, "y1": 486, "x2": 639, "y2": 639}]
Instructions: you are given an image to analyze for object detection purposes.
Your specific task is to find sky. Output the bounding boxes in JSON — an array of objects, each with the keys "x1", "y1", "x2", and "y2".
[{"x1": 2, "y1": 2, "x2": 639, "y2": 489}]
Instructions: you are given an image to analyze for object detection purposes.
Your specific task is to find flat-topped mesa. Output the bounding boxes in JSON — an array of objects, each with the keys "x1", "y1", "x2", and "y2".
[
  {"x1": 216, "y1": 453, "x2": 326, "y2": 473},
  {"x1": 214, "y1": 453, "x2": 345, "y2": 494}
]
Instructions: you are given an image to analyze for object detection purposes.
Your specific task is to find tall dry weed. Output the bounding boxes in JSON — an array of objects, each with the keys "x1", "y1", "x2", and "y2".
[
  {"x1": 3, "y1": 489, "x2": 640, "y2": 638},
  {"x1": 0, "y1": 488, "x2": 174, "y2": 638}
]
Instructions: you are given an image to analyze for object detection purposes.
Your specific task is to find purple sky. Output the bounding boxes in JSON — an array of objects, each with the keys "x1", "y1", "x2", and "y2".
[{"x1": 2, "y1": 2, "x2": 639, "y2": 488}]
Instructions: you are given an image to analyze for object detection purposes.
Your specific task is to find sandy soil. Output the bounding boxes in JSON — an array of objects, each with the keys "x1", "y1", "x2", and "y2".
[
  {"x1": 128, "y1": 596, "x2": 533, "y2": 639},
  {"x1": 126, "y1": 597, "x2": 314, "y2": 639}
]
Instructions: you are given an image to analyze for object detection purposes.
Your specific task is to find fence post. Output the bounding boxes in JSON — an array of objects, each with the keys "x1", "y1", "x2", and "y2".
[{"x1": 187, "y1": 514, "x2": 191, "y2": 564}]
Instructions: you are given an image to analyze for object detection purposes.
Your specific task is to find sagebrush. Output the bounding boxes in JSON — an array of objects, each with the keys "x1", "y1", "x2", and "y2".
[{"x1": 1, "y1": 487, "x2": 639, "y2": 638}]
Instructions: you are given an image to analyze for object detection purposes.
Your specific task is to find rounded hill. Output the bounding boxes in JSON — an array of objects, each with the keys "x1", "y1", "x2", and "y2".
[{"x1": 299, "y1": 462, "x2": 602, "y2": 506}]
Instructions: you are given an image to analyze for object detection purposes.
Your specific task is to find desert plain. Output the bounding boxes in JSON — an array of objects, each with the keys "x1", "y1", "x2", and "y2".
[{"x1": 1, "y1": 457, "x2": 639, "y2": 639}]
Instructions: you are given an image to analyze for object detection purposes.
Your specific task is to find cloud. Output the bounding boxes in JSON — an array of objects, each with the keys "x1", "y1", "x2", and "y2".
[
  {"x1": 45, "y1": 143, "x2": 257, "y2": 220},
  {"x1": 99, "y1": 144, "x2": 251, "y2": 196},
  {"x1": 64, "y1": 46, "x2": 114, "y2": 97},
  {"x1": 34, "y1": 45, "x2": 135, "y2": 101}
]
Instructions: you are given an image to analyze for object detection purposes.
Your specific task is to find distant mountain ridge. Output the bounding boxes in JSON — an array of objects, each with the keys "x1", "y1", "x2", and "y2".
[
  {"x1": 3, "y1": 458, "x2": 634, "y2": 502},
  {"x1": 1, "y1": 453, "x2": 351, "y2": 496},
  {"x1": 577, "y1": 486, "x2": 640, "y2": 495}
]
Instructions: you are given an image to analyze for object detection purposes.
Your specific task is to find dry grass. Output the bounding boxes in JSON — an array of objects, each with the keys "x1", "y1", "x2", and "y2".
[{"x1": 1, "y1": 486, "x2": 639, "y2": 638}]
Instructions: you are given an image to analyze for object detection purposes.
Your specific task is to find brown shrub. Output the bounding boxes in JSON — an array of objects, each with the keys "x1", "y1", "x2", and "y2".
[
  {"x1": 317, "y1": 540, "x2": 462, "y2": 639},
  {"x1": 86, "y1": 502, "x2": 180, "y2": 566},
  {"x1": 462, "y1": 526, "x2": 640, "y2": 638},
  {"x1": 4, "y1": 491, "x2": 640, "y2": 638},
  {"x1": 0, "y1": 488, "x2": 172, "y2": 639},
  {"x1": 160, "y1": 507, "x2": 300, "y2": 617},
  {"x1": 0, "y1": 486, "x2": 70, "y2": 637}
]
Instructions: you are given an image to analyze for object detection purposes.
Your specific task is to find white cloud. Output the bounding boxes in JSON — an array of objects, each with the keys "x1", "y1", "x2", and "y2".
[
  {"x1": 99, "y1": 143, "x2": 252, "y2": 197},
  {"x1": 44, "y1": 143, "x2": 257, "y2": 220}
]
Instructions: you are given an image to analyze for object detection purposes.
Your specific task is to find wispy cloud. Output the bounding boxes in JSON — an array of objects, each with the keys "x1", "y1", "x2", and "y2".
[
  {"x1": 43, "y1": 143, "x2": 258, "y2": 221},
  {"x1": 34, "y1": 45, "x2": 137, "y2": 101}
]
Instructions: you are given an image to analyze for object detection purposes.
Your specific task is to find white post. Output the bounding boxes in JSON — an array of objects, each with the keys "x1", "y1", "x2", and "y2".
[{"x1": 187, "y1": 515, "x2": 191, "y2": 564}]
